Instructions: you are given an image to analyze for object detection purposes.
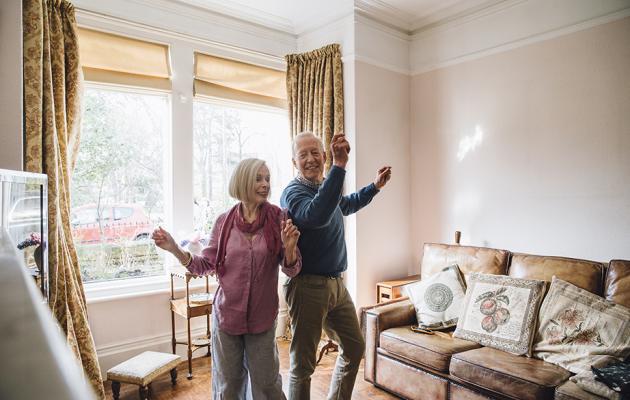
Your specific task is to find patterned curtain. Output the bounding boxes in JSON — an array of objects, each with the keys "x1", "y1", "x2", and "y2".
[
  {"x1": 23, "y1": 0, "x2": 105, "y2": 398},
  {"x1": 285, "y1": 44, "x2": 344, "y2": 171}
]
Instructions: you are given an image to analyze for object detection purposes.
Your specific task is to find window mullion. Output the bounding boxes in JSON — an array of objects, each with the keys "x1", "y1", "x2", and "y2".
[{"x1": 169, "y1": 41, "x2": 195, "y2": 247}]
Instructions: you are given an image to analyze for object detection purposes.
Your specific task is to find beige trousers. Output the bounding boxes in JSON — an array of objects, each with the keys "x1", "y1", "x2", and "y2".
[{"x1": 283, "y1": 274, "x2": 365, "y2": 400}]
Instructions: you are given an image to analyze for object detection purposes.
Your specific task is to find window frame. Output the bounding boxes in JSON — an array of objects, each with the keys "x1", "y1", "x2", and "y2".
[{"x1": 77, "y1": 20, "x2": 289, "y2": 303}]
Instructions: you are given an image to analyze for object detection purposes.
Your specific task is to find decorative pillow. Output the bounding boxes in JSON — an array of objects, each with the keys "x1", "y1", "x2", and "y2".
[
  {"x1": 532, "y1": 277, "x2": 630, "y2": 374},
  {"x1": 570, "y1": 371, "x2": 621, "y2": 400},
  {"x1": 569, "y1": 356, "x2": 624, "y2": 400},
  {"x1": 403, "y1": 264, "x2": 466, "y2": 330},
  {"x1": 453, "y1": 273, "x2": 545, "y2": 356}
]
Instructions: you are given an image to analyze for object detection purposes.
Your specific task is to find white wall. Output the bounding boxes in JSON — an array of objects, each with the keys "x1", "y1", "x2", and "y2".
[
  {"x1": 354, "y1": 61, "x2": 411, "y2": 308},
  {"x1": 0, "y1": 0, "x2": 23, "y2": 171},
  {"x1": 410, "y1": 17, "x2": 630, "y2": 267}
]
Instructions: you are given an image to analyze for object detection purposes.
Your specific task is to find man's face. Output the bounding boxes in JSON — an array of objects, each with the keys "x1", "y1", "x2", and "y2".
[{"x1": 293, "y1": 136, "x2": 326, "y2": 182}]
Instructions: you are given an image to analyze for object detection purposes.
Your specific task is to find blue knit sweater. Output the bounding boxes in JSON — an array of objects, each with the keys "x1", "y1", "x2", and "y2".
[{"x1": 280, "y1": 166, "x2": 379, "y2": 277}]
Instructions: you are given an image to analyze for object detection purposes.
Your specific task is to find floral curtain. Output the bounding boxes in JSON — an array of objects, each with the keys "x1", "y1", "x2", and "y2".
[
  {"x1": 285, "y1": 44, "x2": 344, "y2": 171},
  {"x1": 23, "y1": 0, "x2": 105, "y2": 398}
]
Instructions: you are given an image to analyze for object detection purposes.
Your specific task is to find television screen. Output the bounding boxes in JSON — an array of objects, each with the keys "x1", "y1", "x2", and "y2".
[{"x1": 0, "y1": 169, "x2": 48, "y2": 301}]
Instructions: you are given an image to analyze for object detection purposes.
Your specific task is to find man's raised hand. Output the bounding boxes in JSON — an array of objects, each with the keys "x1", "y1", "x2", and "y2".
[
  {"x1": 331, "y1": 133, "x2": 350, "y2": 168},
  {"x1": 374, "y1": 166, "x2": 392, "y2": 190}
]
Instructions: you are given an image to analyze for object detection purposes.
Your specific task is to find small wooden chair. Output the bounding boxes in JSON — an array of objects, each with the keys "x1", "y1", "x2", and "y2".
[{"x1": 107, "y1": 351, "x2": 181, "y2": 400}]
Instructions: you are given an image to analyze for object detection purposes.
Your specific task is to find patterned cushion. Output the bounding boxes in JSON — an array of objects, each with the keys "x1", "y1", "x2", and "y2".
[
  {"x1": 403, "y1": 264, "x2": 466, "y2": 330},
  {"x1": 453, "y1": 272, "x2": 545, "y2": 356},
  {"x1": 107, "y1": 351, "x2": 181, "y2": 386},
  {"x1": 532, "y1": 277, "x2": 630, "y2": 374}
]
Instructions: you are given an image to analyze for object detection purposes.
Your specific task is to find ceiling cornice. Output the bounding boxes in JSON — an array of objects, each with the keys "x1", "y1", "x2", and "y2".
[
  {"x1": 353, "y1": 0, "x2": 413, "y2": 33},
  {"x1": 171, "y1": 0, "x2": 295, "y2": 33}
]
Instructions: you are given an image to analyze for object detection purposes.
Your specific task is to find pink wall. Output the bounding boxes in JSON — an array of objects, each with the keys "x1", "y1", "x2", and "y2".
[{"x1": 410, "y1": 17, "x2": 630, "y2": 267}]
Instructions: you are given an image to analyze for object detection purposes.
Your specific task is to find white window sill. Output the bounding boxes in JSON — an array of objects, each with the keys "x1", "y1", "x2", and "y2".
[{"x1": 85, "y1": 266, "x2": 218, "y2": 304}]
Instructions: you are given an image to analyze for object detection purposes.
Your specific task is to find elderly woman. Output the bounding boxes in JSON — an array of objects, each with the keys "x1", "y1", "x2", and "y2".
[{"x1": 152, "y1": 158, "x2": 301, "y2": 400}]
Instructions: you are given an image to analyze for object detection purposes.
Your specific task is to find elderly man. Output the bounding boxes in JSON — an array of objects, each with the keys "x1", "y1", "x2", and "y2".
[{"x1": 280, "y1": 132, "x2": 392, "y2": 400}]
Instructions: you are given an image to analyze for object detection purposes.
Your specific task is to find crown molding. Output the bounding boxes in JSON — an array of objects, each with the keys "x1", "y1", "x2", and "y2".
[
  {"x1": 172, "y1": 0, "x2": 295, "y2": 34},
  {"x1": 410, "y1": 0, "x2": 509, "y2": 33},
  {"x1": 354, "y1": 0, "x2": 412, "y2": 33},
  {"x1": 411, "y1": 0, "x2": 525, "y2": 38},
  {"x1": 410, "y1": 2, "x2": 630, "y2": 75}
]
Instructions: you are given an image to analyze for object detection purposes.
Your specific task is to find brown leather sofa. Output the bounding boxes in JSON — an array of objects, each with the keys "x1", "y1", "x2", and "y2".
[{"x1": 363, "y1": 243, "x2": 630, "y2": 400}]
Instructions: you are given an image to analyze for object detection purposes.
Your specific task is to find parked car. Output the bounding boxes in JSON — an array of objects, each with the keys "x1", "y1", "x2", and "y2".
[{"x1": 71, "y1": 204, "x2": 153, "y2": 244}]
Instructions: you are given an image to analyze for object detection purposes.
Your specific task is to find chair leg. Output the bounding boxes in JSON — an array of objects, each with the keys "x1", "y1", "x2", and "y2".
[
  {"x1": 170, "y1": 367, "x2": 178, "y2": 385},
  {"x1": 111, "y1": 381, "x2": 120, "y2": 400},
  {"x1": 139, "y1": 385, "x2": 149, "y2": 400}
]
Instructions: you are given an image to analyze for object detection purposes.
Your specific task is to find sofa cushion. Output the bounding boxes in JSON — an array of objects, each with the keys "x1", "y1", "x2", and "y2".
[
  {"x1": 380, "y1": 326, "x2": 480, "y2": 372},
  {"x1": 605, "y1": 260, "x2": 630, "y2": 308},
  {"x1": 533, "y1": 277, "x2": 630, "y2": 374},
  {"x1": 403, "y1": 264, "x2": 467, "y2": 330},
  {"x1": 420, "y1": 243, "x2": 509, "y2": 280},
  {"x1": 450, "y1": 347, "x2": 571, "y2": 400},
  {"x1": 555, "y1": 381, "x2": 607, "y2": 400},
  {"x1": 453, "y1": 273, "x2": 546, "y2": 356},
  {"x1": 508, "y1": 253, "x2": 605, "y2": 296}
]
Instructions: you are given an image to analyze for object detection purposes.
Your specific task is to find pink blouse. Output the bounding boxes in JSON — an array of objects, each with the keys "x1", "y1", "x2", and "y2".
[{"x1": 187, "y1": 211, "x2": 301, "y2": 335}]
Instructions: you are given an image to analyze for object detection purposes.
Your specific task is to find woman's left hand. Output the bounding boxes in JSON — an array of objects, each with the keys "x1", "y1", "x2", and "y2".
[{"x1": 281, "y1": 219, "x2": 300, "y2": 250}]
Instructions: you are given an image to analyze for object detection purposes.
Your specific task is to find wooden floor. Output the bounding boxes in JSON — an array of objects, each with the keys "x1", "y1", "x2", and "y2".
[{"x1": 104, "y1": 339, "x2": 399, "y2": 399}]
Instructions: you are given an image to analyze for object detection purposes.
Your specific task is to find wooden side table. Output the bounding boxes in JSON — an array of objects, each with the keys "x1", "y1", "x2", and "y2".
[
  {"x1": 376, "y1": 274, "x2": 421, "y2": 303},
  {"x1": 170, "y1": 269, "x2": 213, "y2": 380}
]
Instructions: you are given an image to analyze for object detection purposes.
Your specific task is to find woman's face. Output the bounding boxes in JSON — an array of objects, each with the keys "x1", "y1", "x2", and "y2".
[{"x1": 252, "y1": 164, "x2": 270, "y2": 205}]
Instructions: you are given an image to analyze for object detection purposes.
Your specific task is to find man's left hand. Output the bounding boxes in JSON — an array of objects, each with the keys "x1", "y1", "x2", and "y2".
[{"x1": 374, "y1": 166, "x2": 392, "y2": 190}]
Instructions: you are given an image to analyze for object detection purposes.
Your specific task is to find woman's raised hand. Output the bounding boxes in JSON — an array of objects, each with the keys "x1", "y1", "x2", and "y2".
[
  {"x1": 151, "y1": 226, "x2": 178, "y2": 254},
  {"x1": 281, "y1": 219, "x2": 300, "y2": 250}
]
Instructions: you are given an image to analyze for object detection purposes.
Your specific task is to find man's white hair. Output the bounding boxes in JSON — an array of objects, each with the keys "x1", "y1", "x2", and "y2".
[{"x1": 292, "y1": 131, "x2": 324, "y2": 157}]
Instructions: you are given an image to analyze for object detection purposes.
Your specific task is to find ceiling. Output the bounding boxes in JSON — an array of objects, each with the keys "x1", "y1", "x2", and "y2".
[{"x1": 174, "y1": 0, "x2": 506, "y2": 35}]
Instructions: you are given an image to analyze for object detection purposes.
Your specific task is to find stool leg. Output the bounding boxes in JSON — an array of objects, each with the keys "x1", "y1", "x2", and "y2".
[
  {"x1": 139, "y1": 385, "x2": 149, "y2": 400},
  {"x1": 111, "y1": 381, "x2": 120, "y2": 400},
  {"x1": 187, "y1": 317, "x2": 193, "y2": 380},
  {"x1": 170, "y1": 367, "x2": 178, "y2": 385}
]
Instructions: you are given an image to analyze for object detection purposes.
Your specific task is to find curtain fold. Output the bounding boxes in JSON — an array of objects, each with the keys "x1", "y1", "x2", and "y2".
[
  {"x1": 285, "y1": 43, "x2": 344, "y2": 171},
  {"x1": 23, "y1": 1, "x2": 105, "y2": 398}
]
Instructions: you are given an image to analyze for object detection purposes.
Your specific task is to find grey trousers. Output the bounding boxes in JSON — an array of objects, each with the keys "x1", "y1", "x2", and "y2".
[
  {"x1": 283, "y1": 275, "x2": 365, "y2": 400},
  {"x1": 211, "y1": 313, "x2": 286, "y2": 400}
]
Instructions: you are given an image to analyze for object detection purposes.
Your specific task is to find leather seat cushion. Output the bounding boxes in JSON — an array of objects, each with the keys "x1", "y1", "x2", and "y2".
[
  {"x1": 380, "y1": 326, "x2": 480, "y2": 372},
  {"x1": 450, "y1": 347, "x2": 571, "y2": 400},
  {"x1": 555, "y1": 381, "x2": 607, "y2": 400}
]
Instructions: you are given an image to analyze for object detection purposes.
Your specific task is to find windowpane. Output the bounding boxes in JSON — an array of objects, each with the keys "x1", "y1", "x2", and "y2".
[
  {"x1": 192, "y1": 100, "x2": 292, "y2": 237},
  {"x1": 72, "y1": 86, "x2": 169, "y2": 283}
]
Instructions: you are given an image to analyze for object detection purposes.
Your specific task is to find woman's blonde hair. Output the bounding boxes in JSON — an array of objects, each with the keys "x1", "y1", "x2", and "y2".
[{"x1": 228, "y1": 158, "x2": 269, "y2": 202}]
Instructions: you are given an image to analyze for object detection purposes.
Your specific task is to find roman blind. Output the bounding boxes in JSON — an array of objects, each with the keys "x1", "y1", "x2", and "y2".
[
  {"x1": 194, "y1": 52, "x2": 286, "y2": 108},
  {"x1": 78, "y1": 28, "x2": 172, "y2": 90}
]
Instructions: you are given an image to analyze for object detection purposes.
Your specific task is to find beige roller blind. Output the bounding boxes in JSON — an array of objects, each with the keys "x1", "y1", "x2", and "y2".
[
  {"x1": 194, "y1": 52, "x2": 287, "y2": 108},
  {"x1": 78, "y1": 28, "x2": 171, "y2": 90}
]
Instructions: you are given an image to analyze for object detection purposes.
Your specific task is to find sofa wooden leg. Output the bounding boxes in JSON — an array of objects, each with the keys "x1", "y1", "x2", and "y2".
[
  {"x1": 170, "y1": 367, "x2": 178, "y2": 385},
  {"x1": 139, "y1": 385, "x2": 148, "y2": 400},
  {"x1": 111, "y1": 381, "x2": 120, "y2": 400}
]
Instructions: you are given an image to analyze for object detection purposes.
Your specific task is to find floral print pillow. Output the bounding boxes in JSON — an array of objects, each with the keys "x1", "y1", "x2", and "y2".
[
  {"x1": 532, "y1": 277, "x2": 630, "y2": 374},
  {"x1": 453, "y1": 273, "x2": 546, "y2": 355}
]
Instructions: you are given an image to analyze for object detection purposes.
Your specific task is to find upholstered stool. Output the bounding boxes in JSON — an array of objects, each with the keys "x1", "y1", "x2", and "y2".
[{"x1": 107, "y1": 351, "x2": 181, "y2": 400}]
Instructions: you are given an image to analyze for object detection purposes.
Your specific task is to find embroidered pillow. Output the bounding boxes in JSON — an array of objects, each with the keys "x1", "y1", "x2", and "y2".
[
  {"x1": 532, "y1": 277, "x2": 630, "y2": 374},
  {"x1": 403, "y1": 264, "x2": 466, "y2": 330},
  {"x1": 453, "y1": 273, "x2": 545, "y2": 355}
]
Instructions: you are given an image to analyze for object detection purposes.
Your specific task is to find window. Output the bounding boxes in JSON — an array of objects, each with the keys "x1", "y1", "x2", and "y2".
[
  {"x1": 71, "y1": 85, "x2": 169, "y2": 283},
  {"x1": 73, "y1": 26, "x2": 292, "y2": 291},
  {"x1": 192, "y1": 99, "x2": 291, "y2": 236}
]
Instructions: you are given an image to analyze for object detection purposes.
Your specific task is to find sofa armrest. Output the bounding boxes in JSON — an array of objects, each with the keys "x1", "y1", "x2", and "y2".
[{"x1": 362, "y1": 298, "x2": 416, "y2": 383}]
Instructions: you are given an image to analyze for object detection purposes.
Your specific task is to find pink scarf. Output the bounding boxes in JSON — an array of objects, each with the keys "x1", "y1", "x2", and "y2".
[{"x1": 215, "y1": 202, "x2": 283, "y2": 268}]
